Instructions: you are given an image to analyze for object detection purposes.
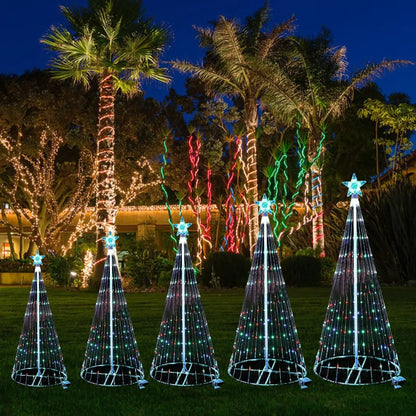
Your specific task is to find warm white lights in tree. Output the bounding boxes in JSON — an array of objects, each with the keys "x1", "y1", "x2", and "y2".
[
  {"x1": 0, "y1": 128, "x2": 93, "y2": 255},
  {"x1": 80, "y1": 249, "x2": 94, "y2": 288}
]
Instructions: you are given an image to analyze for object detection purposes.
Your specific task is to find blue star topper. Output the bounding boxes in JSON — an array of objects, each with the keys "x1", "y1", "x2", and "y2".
[
  {"x1": 175, "y1": 217, "x2": 192, "y2": 236},
  {"x1": 342, "y1": 173, "x2": 366, "y2": 197},
  {"x1": 31, "y1": 251, "x2": 45, "y2": 266},
  {"x1": 255, "y1": 194, "x2": 274, "y2": 215},
  {"x1": 103, "y1": 231, "x2": 119, "y2": 248}
]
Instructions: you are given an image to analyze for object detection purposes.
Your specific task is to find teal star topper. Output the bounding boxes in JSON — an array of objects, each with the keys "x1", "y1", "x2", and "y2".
[
  {"x1": 342, "y1": 173, "x2": 366, "y2": 197},
  {"x1": 255, "y1": 194, "x2": 274, "y2": 215},
  {"x1": 31, "y1": 251, "x2": 45, "y2": 266},
  {"x1": 103, "y1": 231, "x2": 119, "y2": 248},
  {"x1": 175, "y1": 217, "x2": 192, "y2": 236}
]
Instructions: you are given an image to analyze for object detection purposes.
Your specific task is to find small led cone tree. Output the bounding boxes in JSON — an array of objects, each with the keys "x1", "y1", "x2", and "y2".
[
  {"x1": 80, "y1": 232, "x2": 147, "y2": 387},
  {"x1": 11, "y1": 252, "x2": 69, "y2": 388},
  {"x1": 314, "y1": 174, "x2": 405, "y2": 388},
  {"x1": 150, "y1": 218, "x2": 222, "y2": 388},
  {"x1": 228, "y1": 196, "x2": 310, "y2": 388}
]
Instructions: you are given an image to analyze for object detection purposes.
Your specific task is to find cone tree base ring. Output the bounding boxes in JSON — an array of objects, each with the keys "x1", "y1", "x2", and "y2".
[
  {"x1": 80, "y1": 364, "x2": 145, "y2": 386},
  {"x1": 228, "y1": 359, "x2": 307, "y2": 385},
  {"x1": 12, "y1": 367, "x2": 68, "y2": 387},
  {"x1": 150, "y1": 362, "x2": 220, "y2": 386},
  {"x1": 314, "y1": 355, "x2": 400, "y2": 385}
]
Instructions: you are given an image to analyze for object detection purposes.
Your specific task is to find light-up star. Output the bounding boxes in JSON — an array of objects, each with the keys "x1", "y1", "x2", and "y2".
[
  {"x1": 103, "y1": 231, "x2": 119, "y2": 248},
  {"x1": 31, "y1": 251, "x2": 45, "y2": 266},
  {"x1": 342, "y1": 173, "x2": 366, "y2": 197},
  {"x1": 255, "y1": 194, "x2": 274, "y2": 215},
  {"x1": 174, "y1": 217, "x2": 192, "y2": 236}
]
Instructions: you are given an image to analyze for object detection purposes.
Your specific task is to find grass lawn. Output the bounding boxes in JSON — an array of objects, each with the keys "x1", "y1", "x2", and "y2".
[{"x1": 0, "y1": 286, "x2": 414, "y2": 416}]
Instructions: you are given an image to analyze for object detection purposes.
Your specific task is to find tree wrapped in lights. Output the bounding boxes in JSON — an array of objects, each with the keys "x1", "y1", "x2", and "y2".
[
  {"x1": 221, "y1": 136, "x2": 249, "y2": 254},
  {"x1": 11, "y1": 253, "x2": 69, "y2": 388},
  {"x1": 314, "y1": 174, "x2": 405, "y2": 388},
  {"x1": 150, "y1": 218, "x2": 222, "y2": 388},
  {"x1": 0, "y1": 128, "x2": 93, "y2": 255},
  {"x1": 80, "y1": 232, "x2": 147, "y2": 387},
  {"x1": 228, "y1": 196, "x2": 310, "y2": 388}
]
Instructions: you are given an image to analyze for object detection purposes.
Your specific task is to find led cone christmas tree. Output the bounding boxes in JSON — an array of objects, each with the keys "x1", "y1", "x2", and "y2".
[
  {"x1": 11, "y1": 252, "x2": 69, "y2": 388},
  {"x1": 80, "y1": 232, "x2": 147, "y2": 387},
  {"x1": 228, "y1": 196, "x2": 310, "y2": 388},
  {"x1": 314, "y1": 174, "x2": 405, "y2": 388},
  {"x1": 150, "y1": 218, "x2": 222, "y2": 387}
]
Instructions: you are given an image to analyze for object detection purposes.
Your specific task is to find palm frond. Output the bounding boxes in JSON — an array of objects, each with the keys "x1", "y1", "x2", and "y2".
[
  {"x1": 113, "y1": 77, "x2": 141, "y2": 96},
  {"x1": 42, "y1": 0, "x2": 169, "y2": 94},
  {"x1": 137, "y1": 66, "x2": 171, "y2": 84},
  {"x1": 257, "y1": 16, "x2": 295, "y2": 60},
  {"x1": 41, "y1": 26, "x2": 76, "y2": 51},
  {"x1": 213, "y1": 17, "x2": 250, "y2": 87},
  {"x1": 323, "y1": 59, "x2": 413, "y2": 122},
  {"x1": 96, "y1": 9, "x2": 122, "y2": 51},
  {"x1": 247, "y1": 59, "x2": 307, "y2": 123},
  {"x1": 193, "y1": 25, "x2": 214, "y2": 48},
  {"x1": 351, "y1": 59, "x2": 413, "y2": 89},
  {"x1": 171, "y1": 60, "x2": 243, "y2": 96},
  {"x1": 245, "y1": 2, "x2": 270, "y2": 49},
  {"x1": 330, "y1": 45, "x2": 348, "y2": 81},
  {"x1": 119, "y1": 35, "x2": 158, "y2": 64},
  {"x1": 42, "y1": 26, "x2": 99, "y2": 73},
  {"x1": 48, "y1": 57, "x2": 95, "y2": 88},
  {"x1": 60, "y1": 5, "x2": 89, "y2": 33}
]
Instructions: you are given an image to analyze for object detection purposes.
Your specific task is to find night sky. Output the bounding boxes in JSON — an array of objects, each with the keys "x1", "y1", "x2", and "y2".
[{"x1": 0, "y1": 0, "x2": 415, "y2": 102}]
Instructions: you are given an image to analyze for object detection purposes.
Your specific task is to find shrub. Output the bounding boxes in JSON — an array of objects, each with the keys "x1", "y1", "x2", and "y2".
[
  {"x1": 123, "y1": 237, "x2": 174, "y2": 288},
  {"x1": 0, "y1": 258, "x2": 33, "y2": 273},
  {"x1": 319, "y1": 257, "x2": 337, "y2": 285},
  {"x1": 158, "y1": 270, "x2": 171, "y2": 289},
  {"x1": 281, "y1": 255, "x2": 321, "y2": 286},
  {"x1": 201, "y1": 251, "x2": 251, "y2": 288},
  {"x1": 360, "y1": 180, "x2": 416, "y2": 284},
  {"x1": 46, "y1": 255, "x2": 83, "y2": 287}
]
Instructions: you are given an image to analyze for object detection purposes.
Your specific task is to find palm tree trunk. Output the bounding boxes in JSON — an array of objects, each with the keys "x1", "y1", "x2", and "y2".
[
  {"x1": 1, "y1": 207, "x2": 17, "y2": 259},
  {"x1": 245, "y1": 99, "x2": 259, "y2": 257},
  {"x1": 93, "y1": 72, "x2": 117, "y2": 286},
  {"x1": 308, "y1": 130, "x2": 325, "y2": 255}
]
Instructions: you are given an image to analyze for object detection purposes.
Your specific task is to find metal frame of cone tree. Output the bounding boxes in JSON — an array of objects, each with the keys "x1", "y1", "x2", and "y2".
[
  {"x1": 228, "y1": 195, "x2": 311, "y2": 388},
  {"x1": 80, "y1": 232, "x2": 147, "y2": 388},
  {"x1": 11, "y1": 252, "x2": 69, "y2": 388},
  {"x1": 314, "y1": 174, "x2": 405, "y2": 388},
  {"x1": 150, "y1": 218, "x2": 223, "y2": 388}
]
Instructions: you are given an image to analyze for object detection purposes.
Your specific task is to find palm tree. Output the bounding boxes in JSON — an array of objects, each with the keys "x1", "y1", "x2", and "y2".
[
  {"x1": 252, "y1": 31, "x2": 411, "y2": 254},
  {"x1": 172, "y1": 3, "x2": 294, "y2": 256},
  {"x1": 42, "y1": 0, "x2": 169, "y2": 283}
]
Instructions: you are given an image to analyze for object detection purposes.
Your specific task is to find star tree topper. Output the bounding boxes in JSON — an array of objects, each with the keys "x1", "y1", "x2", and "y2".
[
  {"x1": 175, "y1": 217, "x2": 192, "y2": 236},
  {"x1": 342, "y1": 173, "x2": 366, "y2": 197},
  {"x1": 31, "y1": 251, "x2": 45, "y2": 266},
  {"x1": 255, "y1": 194, "x2": 275, "y2": 215},
  {"x1": 103, "y1": 231, "x2": 119, "y2": 249}
]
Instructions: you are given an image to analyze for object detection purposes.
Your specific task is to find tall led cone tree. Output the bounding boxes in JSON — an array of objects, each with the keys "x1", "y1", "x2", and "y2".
[
  {"x1": 11, "y1": 253, "x2": 69, "y2": 388},
  {"x1": 41, "y1": 0, "x2": 170, "y2": 284},
  {"x1": 314, "y1": 175, "x2": 405, "y2": 388},
  {"x1": 172, "y1": 4, "x2": 295, "y2": 256},
  {"x1": 228, "y1": 196, "x2": 310, "y2": 388},
  {"x1": 150, "y1": 218, "x2": 222, "y2": 388},
  {"x1": 80, "y1": 232, "x2": 147, "y2": 387}
]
